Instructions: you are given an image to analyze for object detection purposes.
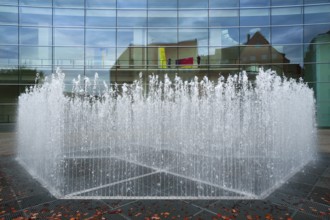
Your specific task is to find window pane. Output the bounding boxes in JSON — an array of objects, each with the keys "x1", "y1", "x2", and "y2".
[
  {"x1": 148, "y1": 29, "x2": 177, "y2": 45},
  {"x1": 0, "y1": 46, "x2": 18, "y2": 67},
  {"x1": 20, "y1": 27, "x2": 52, "y2": 46},
  {"x1": 85, "y1": 69, "x2": 111, "y2": 84},
  {"x1": 240, "y1": 0, "x2": 270, "y2": 7},
  {"x1": 273, "y1": 45, "x2": 303, "y2": 64},
  {"x1": 54, "y1": 47, "x2": 84, "y2": 68},
  {"x1": 0, "y1": 26, "x2": 18, "y2": 44},
  {"x1": 240, "y1": 9, "x2": 270, "y2": 26},
  {"x1": 240, "y1": 27, "x2": 270, "y2": 45},
  {"x1": 54, "y1": 28, "x2": 84, "y2": 46},
  {"x1": 271, "y1": 0, "x2": 302, "y2": 6},
  {"x1": 210, "y1": 28, "x2": 239, "y2": 46},
  {"x1": 54, "y1": 9, "x2": 84, "y2": 27},
  {"x1": 210, "y1": 0, "x2": 239, "y2": 8},
  {"x1": 178, "y1": 0, "x2": 208, "y2": 9},
  {"x1": 54, "y1": 0, "x2": 84, "y2": 8},
  {"x1": 0, "y1": 6, "x2": 18, "y2": 25},
  {"x1": 117, "y1": 29, "x2": 147, "y2": 47},
  {"x1": 20, "y1": 0, "x2": 52, "y2": 6},
  {"x1": 86, "y1": 29, "x2": 116, "y2": 47},
  {"x1": 305, "y1": 0, "x2": 330, "y2": 4},
  {"x1": 272, "y1": 7, "x2": 303, "y2": 25},
  {"x1": 304, "y1": 5, "x2": 330, "y2": 24},
  {"x1": 0, "y1": 86, "x2": 18, "y2": 103},
  {"x1": 148, "y1": 10, "x2": 177, "y2": 27},
  {"x1": 117, "y1": 10, "x2": 147, "y2": 27},
  {"x1": 209, "y1": 46, "x2": 239, "y2": 64},
  {"x1": 179, "y1": 29, "x2": 208, "y2": 46},
  {"x1": 272, "y1": 26, "x2": 303, "y2": 44},
  {"x1": 20, "y1": 7, "x2": 52, "y2": 26},
  {"x1": 148, "y1": 0, "x2": 177, "y2": 9},
  {"x1": 240, "y1": 46, "x2": 271, "y2": 64},
  {"x1": 117, "y1": 0, "x2": 147, "y2": 9},
  {"x1": 86, "y1": 0, "x2": 116, "y2": 8},
  {"x1": 86, "y1": 48, "x2": 116, "y2": 69},
  {"x1": 0, "y1": 0, "x2": 17, "y2": 5},
  {"x1": 147, "y1": 47, "x2": 178, "y2": 69},
  {"x1": 20, "y1": 46, "x2": 52, "y2": 66},
  {"x1": 304, "y1": 24, "x2": 330, "y2": 44},
  {"x1": 86, "y1": 10, "x2": 116, "y2": 27},
  {"x1": 209, "y1": 10, "x2": 239, "y2": 27},
  {"x1": 179, "y1": 10, "x2": 208, "y2": 27}
]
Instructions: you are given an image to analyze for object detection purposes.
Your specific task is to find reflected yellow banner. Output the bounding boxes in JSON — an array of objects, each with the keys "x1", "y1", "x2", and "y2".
[{"x1": 158, "y1": 47, "x2": 167, "y2": 69}]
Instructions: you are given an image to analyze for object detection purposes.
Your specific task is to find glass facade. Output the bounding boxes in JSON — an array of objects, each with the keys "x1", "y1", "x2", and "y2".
[{"x1": 0, "y1": 0, "x2": 329, "y2": 126}]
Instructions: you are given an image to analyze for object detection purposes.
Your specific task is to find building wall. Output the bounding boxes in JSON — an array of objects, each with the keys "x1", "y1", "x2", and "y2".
[{"x1": 0, "y1": 0, "x2": 329, "y2": 126}]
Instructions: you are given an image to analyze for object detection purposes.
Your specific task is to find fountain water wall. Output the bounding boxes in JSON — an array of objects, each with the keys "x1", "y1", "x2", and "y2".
[{"x1": 17, "y1": 68, "x2": 316, "y2": 199}]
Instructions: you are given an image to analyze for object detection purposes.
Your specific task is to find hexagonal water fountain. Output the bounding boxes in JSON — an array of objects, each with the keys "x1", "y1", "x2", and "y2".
[{"x1": 17, "y1": 68, "x2": 316, "y2": 199}]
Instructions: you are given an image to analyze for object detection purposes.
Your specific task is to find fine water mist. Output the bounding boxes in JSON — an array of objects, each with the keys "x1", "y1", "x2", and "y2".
[{"x1": 17, "y1": 68, "x2": 316, "y2": 199}]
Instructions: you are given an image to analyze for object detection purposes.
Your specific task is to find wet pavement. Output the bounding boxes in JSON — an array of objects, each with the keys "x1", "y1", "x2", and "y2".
[{"x1": 0, "y1": 124, "x2": 330, "y2": 219}]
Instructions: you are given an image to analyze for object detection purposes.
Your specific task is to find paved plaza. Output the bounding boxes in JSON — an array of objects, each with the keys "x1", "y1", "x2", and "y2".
[{"x1": 0, "y1": 124, "x2": 329, "y2": 219}]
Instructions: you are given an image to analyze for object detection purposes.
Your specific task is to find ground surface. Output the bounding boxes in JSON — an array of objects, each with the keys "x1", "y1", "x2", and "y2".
[{"x1": 0, "y1": 124, "x2": 329, "y2": 219}]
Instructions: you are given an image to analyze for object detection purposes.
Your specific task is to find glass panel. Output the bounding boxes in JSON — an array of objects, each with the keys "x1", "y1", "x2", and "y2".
[
  {"x1": 19, "y1": 67, "x2": 52, "y2": 84},
  {"x1": 240, "y1": 27, "x2": 270, "y2": 45},
  {"x1": 54, "y1": 0, "x2": 84, "y2": 8},
  {"x1": 148, "y1": 10, "x2": 177, "y2": 27},
  {"x1": 117, "y1": 29, "x2": 147, "y2": 47},
  {"x1": 272, "y1": 45, "x2": 303, "y2": 64},
  {"x1": 271, "y1": 7, "x2": 303, "y2": 25},
  {"x1": 117, "y1": 0, "x2": 147, "y2": 9},
  {"x1": 0, "y1": 46, "x2": 18, "y2": 67},
  {"x1": 304, "y1": 5, "x2": 330, "y2": 24},
  {"x1": 117, "y1": 10, "x2": 147, "y2": 27},
  {"x1": 210, "y1": 0, "x2": 239, "y2": 8},
  {"x1": 148, "y1": 0, "x2": 177, "y2": 9},
  {"x1": 54, "y1": 8, "x2": 84, "y2": 27},
  {"x1": 272, "y1": 26, "x2": 303, "y2": 44},
  {"x1": 0, "y1": 69, "x2": 18, "y2": 84},
  {"x1": 304, "y1": 24, "x2": 330, "y2": 44},
  {"x1": 148, "y1": 29, "x2": 177, "y2": 45},
  {"x1": 114, "y1": 47, "x2": 147, "y2": 69},
  {"x1": 86, "y1": 29, "x2": 116, "y2": 47},
  {"x1": 54, "y1": 47, "x2": 84, "y2": 68},
  {"x1": 240, "y1": 0, "x2": 270, "y2": 7},
  {"x1": 86, "y1": 47, "x2": 116, "y2": 69},
  {"x1": 85, "y1": 69, "x2": 111, "y2": 84},
  {"x1": 20, "y1": 27, "x2": 52, "y2": 46},
  {"x1": 86, "y1": 10, "x2": 116, "y2": 27},
  {"x1": 179, "y1": 29, "x2": 208, "y2": 46},
  {"x1": 54, "y1": 28, "x2": 84, "y2": 46},
  {"x1": 240, "y1": 46, "x2": 271, "y2": 64},
  {"x1": 0, "y1": 86, "x2": 18, "y2": 103},
  {"x1": 209, "y1": 46, "x2": 239, "y2": 65},
  {"x1": 20, "y1": 0, "x2": 52, "y2": 6},
  {"x1": 271, "y1": 0, "x2": 302, "y2": 6},
  {"x1": 0, "y1": 6, "x2": 18, "y2": 25},
  {"x1": 20, "y1": 7, "x2": 52, "y2": 26},
  {"x1": 178, "y1": 0, "x2": 208, "y2": 9},
  {"x1": 177, "y1": 47, "x2": 198, "y2": 68},
  {"x1": 20, "y1": 46, "x2": 52, "y2": 66},
  {"x1": 0, "y1": 104, "x2": 17, "y2": 123},
  {"x1": 209, "y1": 9, "x2": 239, "y2": 27},
  {"x1": 146, "y1": 47, "x2": 178, "y2": 69},
  {"x1": 209, "y1": 28, "x2": 239, "y2": 46},
  {"x1": 179, "y1": 10, "x2": 208, "y2": 27},
  {"x1": 86, "y1": 0, "x2": 116, "y2": 8},
  {"x1": 0, "y1": 26, "x2": 18, "y2": 44},
  {"x1": 305, "y1": 0, "x2": 330, "y2": 4},
  {"x1": 240, "y1": 9, "x2": 270, "y2": 26},
  {"x1": 0, "y1": 0, "x2": 17, "y2": 5}
]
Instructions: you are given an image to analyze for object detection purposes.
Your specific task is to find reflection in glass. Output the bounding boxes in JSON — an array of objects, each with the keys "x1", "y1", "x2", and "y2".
[
  {"x1": 179, "y1": 29, "x2": 208, "y2": 46},
  {"x1": 85, "y1": 69, "x2": 110, "y2": 84},
  {"x1": 54, "y1": 9, "x2": 84, "y2": 27},
  {"x1": 147, "y1": 47, "x2": 177, "y2": 69},
  {"x1": 54, "y1": 28, "x2": 84, "y2": 46},
  {"x1": 240, "y1": 0, "x2": 270, "y2": 7},
  {"x1": 0, "y1": 86, "x2": 18, "y2": 103},
  {"x1": 240, "y1": 9, "x2": 270, "y2": 26},
  {"x1": 148, "y1": 10, "x2": 177, "y2": 27},
  {"x1": 20, "y1": 27, "x2": 52, "y2": 46},
  {"x1": 0, "y1": 46, "x2": 18, "y2": 67},
  {"x1": 209, "y1": 10, "x2": 239, "y2": 27},
  {"x1": 272, "y1": 45, "x2": 302, "y2": 64},
  {"x1": 20, "y1": 7, "x2": 52, "y2": 26},
  {"x1": 86, "y1": 0, "x2": 116, "y2": 8},
  {"x1": 20, "y1": 46, "x2": 52, "y2": 66},
  {"x1": 304, "y1": 5, "x2": 330, "y2": 24},
  {"x1": 179, "y1": 10, "x2": 208, "y2": 27},
  {"x1": 0, "y1": 26, "x2": 18, "y2": 44},
  {"x1": 0, "y1": 0, "x2": 17, "y2": 5},
  {"x1": 148, "y1": 0, "x2": 177, "y2": 8},
  {"x1": 117, "y1": 29, "x2": 147, "y2": 47},
  {"x1": 209, "y1": 46, "x2": 239, "y2": 65},
  {"x1": 86, "y1": 10, "x2": 116, "y2": 27},
  {"x1": 86, "y1": 48, "x2": 116, "y2": 69},
  {"x1": 304, "y1": 24, "x2": 330, "y2": 44},
  {"x1": 272, "y1": 0, "x2": 302, "y2": 6},
  {"x1": 148, "y1": 29, "x2": 177, "y2": 44},
  {"x1": 240, "y1": 46, "x2": 271, "y2": 64},
  {"x1": 178, "y1": 0, "x2": 208, "y2": 9},
  {"x1": 117, "y1": 10, "x2": 147, "y2": 27},
  {"x1": 86, "y1": 29, "x2": 116, "y2": 47},
  {"x1": 210, "y1": 0, "x2": 239, "y2": 8},
  {"x1": 209, "y1": 28, "x2": 239, "y2": 46},
  {"x1": 117, "y1": 0, "x2": 147, "y2": 9},
  {"x1": 272, "y1": 26, "x2": 302, "y2": 44},
  {"x1": 20, "y1": 0, "x2": 51, "y2": 6},
  {"x1": 271, "y1": 7, "x2": 302, "y2": 25},
  {"x1": 240, "y1": 27, "x2": 270, "y2": 45},
  {"x1": 54, "y1": 0, "x2": 84, "y2": 8},
  {"x1": 54, "y1": 47, "x2": 84, "y2": 68},
  {"x1": 0, "y1": 6, "x2": 18, "y2": 25}
]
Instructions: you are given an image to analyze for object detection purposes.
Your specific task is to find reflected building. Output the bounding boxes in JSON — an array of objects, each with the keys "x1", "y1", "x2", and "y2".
[{"x1": 0, "y1": 0, "x2": 329, "y2": 126}]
